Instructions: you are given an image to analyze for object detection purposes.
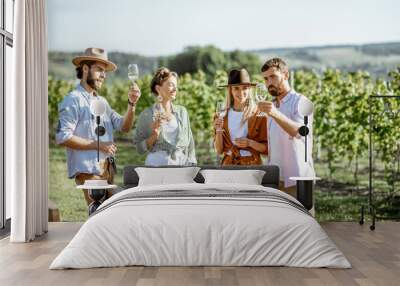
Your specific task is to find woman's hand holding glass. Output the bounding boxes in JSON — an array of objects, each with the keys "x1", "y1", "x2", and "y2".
[
  {"x1": 151, "y1": 95, "x2": 170, "y2": 138},
  {"x1": 215, "y1": 101, "x2": 227, "y2": 132},
  {"x1": 150, "y1": 117, "x2": 162, "y2": 138},
  {"x1": 214, "y1": 117, "x2": 224, "y2": 133},
  {"x1": 234, "y1": 137, "x2": 251, "y2": 148},
  {"x1": 153, "y1": 95, "x2": 169, "y2": 124}
]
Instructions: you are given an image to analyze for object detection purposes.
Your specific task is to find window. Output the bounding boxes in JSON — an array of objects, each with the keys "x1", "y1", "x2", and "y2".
[
  {"x1": 5, "y1": 44, "x2": 11, "y2": 220},
  {"x1": 0, "y1": 0, "x2": 14, "y2": 235},
  {"x1": 5, "y1": 0, "x2": 13, "y2": 33}
]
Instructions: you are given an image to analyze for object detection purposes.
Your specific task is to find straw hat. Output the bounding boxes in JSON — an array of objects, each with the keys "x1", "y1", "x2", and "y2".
[{"x1": 72, "y1": 47, "x2": 117, "y2": 72}]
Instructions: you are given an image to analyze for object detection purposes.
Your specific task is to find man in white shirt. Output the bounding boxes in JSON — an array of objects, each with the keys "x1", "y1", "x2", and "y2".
[{"x1": 258, "y1": 58, "x2": 315, "y2": 198}]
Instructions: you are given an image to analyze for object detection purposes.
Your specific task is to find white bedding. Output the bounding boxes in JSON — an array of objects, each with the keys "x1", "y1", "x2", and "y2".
[{"x1": 50, "y1": 183, "x2": 351, "y2": 269}]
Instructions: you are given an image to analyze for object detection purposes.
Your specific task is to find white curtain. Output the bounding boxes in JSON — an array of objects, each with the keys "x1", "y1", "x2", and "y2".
[{"x1": 7, "y1": 0, "x2": 49, "y2": 242}]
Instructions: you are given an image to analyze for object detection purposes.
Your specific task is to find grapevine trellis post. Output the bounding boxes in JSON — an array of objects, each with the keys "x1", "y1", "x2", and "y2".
[{"x1": 360, "y1": 94, "x2": 400, "y2": 230}]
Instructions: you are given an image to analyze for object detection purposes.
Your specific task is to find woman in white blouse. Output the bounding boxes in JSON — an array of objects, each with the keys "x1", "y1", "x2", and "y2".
[
  {"x1": 133, "y1": 67, "x2": 196, "y2": 166},
  {"x1": 213, "y1": 68, "x2": 268, "y2": 165}
]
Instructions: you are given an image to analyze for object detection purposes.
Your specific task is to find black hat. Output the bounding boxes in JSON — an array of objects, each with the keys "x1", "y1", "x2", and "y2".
[{"x1": 218, "y1": 68, "x2": 257, "y2": 88}]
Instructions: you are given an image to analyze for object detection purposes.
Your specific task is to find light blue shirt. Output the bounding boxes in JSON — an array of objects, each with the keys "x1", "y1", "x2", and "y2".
[{"x1": 56, "y1": 84, "x2": 124, "y2": 178}]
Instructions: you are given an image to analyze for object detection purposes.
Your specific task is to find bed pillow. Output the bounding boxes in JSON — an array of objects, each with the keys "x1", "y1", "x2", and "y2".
[
  {"x1": 135, "y1": 167, "x2": 201, "y2": 186},
  {"x1": 200, "y1": 169, "x2": 266, "y2": 185}
]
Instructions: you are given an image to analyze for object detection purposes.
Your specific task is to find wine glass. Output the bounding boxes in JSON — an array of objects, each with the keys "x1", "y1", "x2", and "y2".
[
  {"x1": 153, "y1": 95, "x2": 166, "y2": 123},
  {"x1": 128, "y1": 64, "x2": 139, "y2": 84},
  {"x1": 216, "y1": 101, "x2": 227, "y2": 132},
  {"x1": 254, "y1": 83, "x2": 268, "y2": 117}
]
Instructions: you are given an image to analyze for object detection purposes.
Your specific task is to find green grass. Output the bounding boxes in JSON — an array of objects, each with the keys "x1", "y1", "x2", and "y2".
[
  {"x1": 314, "y1": 191, "x2": 366, "y2": 221},
  {"x1": 312, "y1": 154, "x2": 400, "y2": 221},
  {"x1": 49, "y1": 141, "x2": 396, "y2": 222},
  {"x1": 49, "y1": 145, "x2": 86, "y2": 221},
  {"x1": 49, "y1": 140, "x2": 146, "y2": 221}
]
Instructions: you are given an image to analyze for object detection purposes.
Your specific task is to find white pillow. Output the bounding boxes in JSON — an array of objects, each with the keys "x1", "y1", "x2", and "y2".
[
  {"x1": 135, "y1": 167, "x2": 200, "y2": 186},
  {"x1": 200, "y1": 169, "x2": 266, "y2": 185}
]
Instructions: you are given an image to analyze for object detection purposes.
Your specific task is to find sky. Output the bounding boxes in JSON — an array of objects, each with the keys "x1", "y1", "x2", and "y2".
[{"x1": 47, "y1": 0, "x2": 400, "y2": 56}]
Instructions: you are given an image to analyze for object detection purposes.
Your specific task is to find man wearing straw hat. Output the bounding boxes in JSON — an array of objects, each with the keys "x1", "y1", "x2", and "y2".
[{"x1": 56, "y1": 47, "x2": 141, "y2": 206}]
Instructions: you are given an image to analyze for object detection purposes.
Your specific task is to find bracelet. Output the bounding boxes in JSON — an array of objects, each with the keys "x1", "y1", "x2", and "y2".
[{"x1": 128, "y1": 99, "x2": 135, "y2": 107}]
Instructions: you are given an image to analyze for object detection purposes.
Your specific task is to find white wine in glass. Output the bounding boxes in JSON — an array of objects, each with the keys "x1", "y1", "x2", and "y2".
[
  {"x1": 216, "y1": 101, "x2": 227, "y2": 132},
  {"x1": 128, "y1": 64, "x2": 139, "y2": 84},
  {"x1": 255, "y1": 83, "x2": 268, "y2": 117},
  {"x1": 153, "y1": 95, "x2": 166, "y2": 123}
]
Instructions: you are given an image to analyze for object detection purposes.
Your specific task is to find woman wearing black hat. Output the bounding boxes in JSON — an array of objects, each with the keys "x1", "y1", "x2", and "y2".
[{"x1": 213, "y1": 68, "x2": 268, "y2": 165}]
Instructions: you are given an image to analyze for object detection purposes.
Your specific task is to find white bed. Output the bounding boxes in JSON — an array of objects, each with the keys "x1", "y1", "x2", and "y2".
[{"x1": 50, "y1": 182, "x2": 351, "y2": 269}]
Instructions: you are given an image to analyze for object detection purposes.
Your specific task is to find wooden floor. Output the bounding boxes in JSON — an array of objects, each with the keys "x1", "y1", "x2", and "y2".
[{"x1": 0, "y1": 222, "x2": 399, "y2": 286}]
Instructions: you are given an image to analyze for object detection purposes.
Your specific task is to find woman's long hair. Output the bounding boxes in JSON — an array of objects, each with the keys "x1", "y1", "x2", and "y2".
[{"x1": 226, "y1": 86, "x2": 257, "y2": 127}]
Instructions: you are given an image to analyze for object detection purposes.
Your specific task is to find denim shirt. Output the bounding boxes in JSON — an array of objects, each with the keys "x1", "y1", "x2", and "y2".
[
  {"x1": 55, "y1": 84, "x2": 124, "y2": 178},
  {"x1": 133, "y1": 104, "x2": 197, "y2": 165}
]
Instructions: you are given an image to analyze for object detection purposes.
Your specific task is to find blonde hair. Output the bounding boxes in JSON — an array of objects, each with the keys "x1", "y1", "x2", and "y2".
[{"x1": 226, "y1": 85, "x2": 257, "y2": 127}]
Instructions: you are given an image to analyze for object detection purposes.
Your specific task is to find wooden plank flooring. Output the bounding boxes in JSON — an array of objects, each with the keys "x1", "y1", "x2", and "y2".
[{"x1": 0, "y1": 222, "x2": 399, "y2": 286}]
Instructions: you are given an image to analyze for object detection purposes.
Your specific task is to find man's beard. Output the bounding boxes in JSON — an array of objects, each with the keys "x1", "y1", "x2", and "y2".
[
  {"x1": 268, "y1": 86, "x2": 279, "y2": 97},
  {"x1": 268, "y1": 78, "x2": 284, "y2": 97},
  {"x1": 86, "y1": 71, "x2": 101, "y2": 91}
]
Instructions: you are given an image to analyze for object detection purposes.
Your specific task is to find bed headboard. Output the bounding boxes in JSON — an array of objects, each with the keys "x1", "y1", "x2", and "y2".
[{"x1": 122, "y1": 165, "x2": 280, "y2": 189}]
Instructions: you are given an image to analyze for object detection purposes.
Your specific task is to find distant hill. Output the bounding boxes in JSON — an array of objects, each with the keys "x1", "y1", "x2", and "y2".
[
  {"x1": 48, "y1": 42, "x2": 400, "y2": 81},
  {"x1": 251, "y1": 42, "x2": 400, "y2": 77}
]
